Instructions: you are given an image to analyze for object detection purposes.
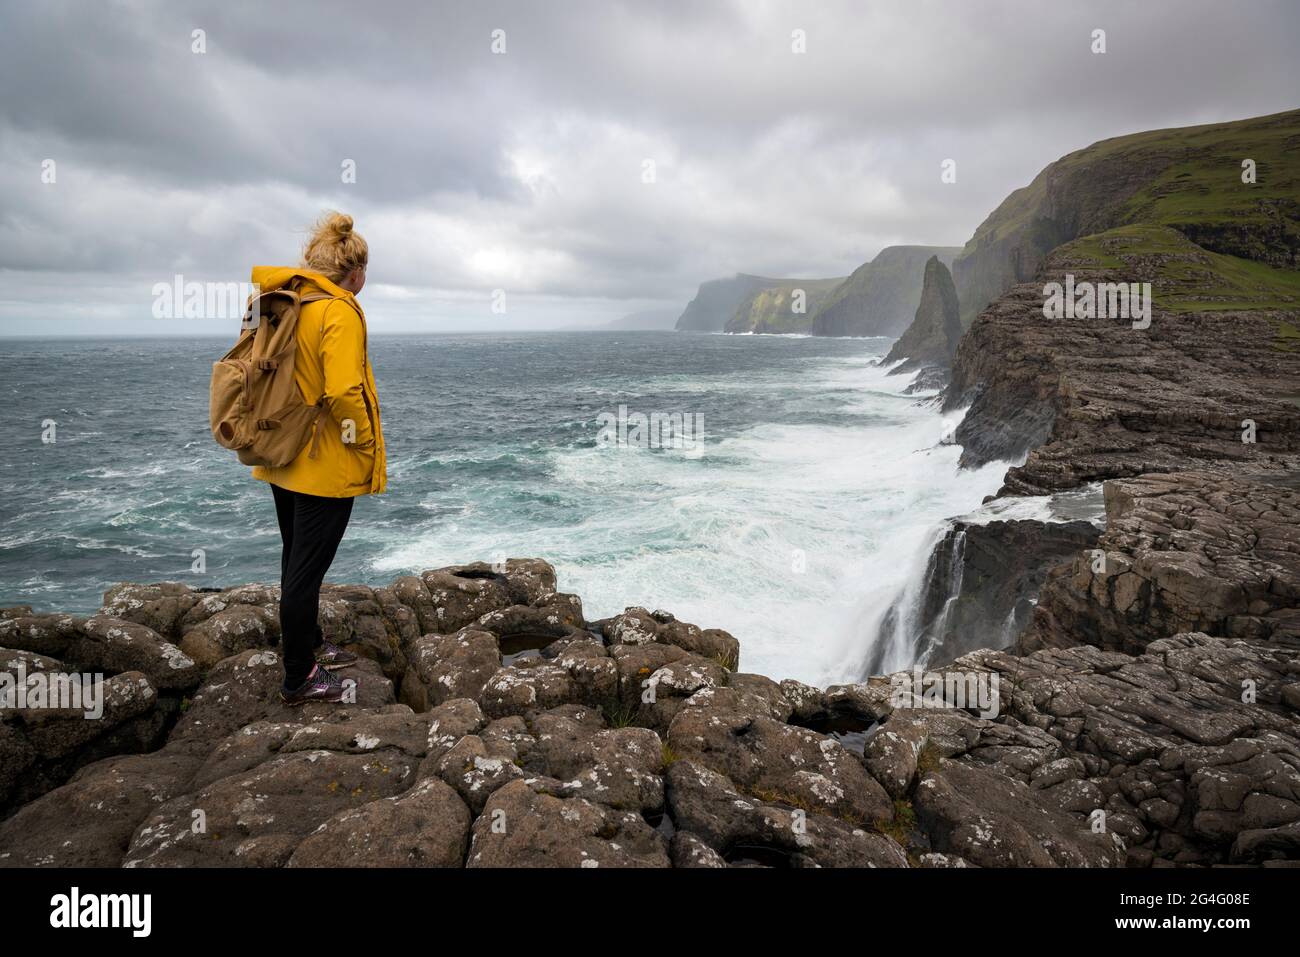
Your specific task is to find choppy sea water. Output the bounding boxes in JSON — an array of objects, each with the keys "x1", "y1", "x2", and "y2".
[{"x1": 0, "y1": 331, "x2": 1006, "y2": 684}]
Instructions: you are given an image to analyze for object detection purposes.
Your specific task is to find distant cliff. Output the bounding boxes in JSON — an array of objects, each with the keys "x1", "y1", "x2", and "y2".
[
  {"x1": 810, "y1": 246, "x2": 961, "y2": 337},
  {"x1": 673, "y1": 275, "x2": 790, "y2": 331},
  {"x1": 723, "y1": 277, "x2": 845, "y2": 333}
]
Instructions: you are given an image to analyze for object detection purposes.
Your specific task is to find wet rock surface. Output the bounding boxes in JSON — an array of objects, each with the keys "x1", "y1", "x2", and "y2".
[
  {"x1": 870, "y1": 198, "x2": 1300, "y2": 868},
  {"x1": 1022, "y1": 472, "x2": 1299, "y2": 655},
  {"x1": 944, "y1": 251, "x2": 1300, "y2": 496},
  {"x1": 1, "y1": 517, "x2": 1296, "y2": 868},
  {"x1": 870, "y1": 464, "x2": 1300, "y2": 866}
]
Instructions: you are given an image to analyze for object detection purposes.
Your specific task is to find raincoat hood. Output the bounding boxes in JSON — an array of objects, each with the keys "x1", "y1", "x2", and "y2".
[{"x1": 250, "y1": 266, "x2": 355, "y2": 302}]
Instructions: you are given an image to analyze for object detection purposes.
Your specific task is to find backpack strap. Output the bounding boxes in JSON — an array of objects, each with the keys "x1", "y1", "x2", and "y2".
[{"x1": 291, "y1": 273, "x2": 340, "y2": 305}]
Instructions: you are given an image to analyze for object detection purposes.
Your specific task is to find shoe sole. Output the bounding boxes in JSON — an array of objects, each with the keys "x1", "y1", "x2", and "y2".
[
  {"x1": 317, "y1": 660, "x2": 357, "y2": 672},
  {"x1": 279, "y1": 691, "x2": 346, "y2": 707}
]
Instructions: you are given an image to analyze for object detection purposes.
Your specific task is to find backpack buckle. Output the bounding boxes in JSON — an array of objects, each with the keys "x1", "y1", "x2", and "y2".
[{"x1": 255, "y1": 418, "x2": 280, "y2": 431}]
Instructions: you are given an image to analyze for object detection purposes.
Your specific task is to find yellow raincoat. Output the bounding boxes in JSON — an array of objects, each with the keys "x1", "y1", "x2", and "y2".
[{"x1": 249, "y1": 267, "x2": 387, "y2": 498}]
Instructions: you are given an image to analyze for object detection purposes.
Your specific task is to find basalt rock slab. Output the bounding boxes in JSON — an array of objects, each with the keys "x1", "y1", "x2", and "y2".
[
  {"x1": 123, "y1": 745, "x2": 421, "y2": 867},
  {"x1": 0, "y1": 751, "x2": 202, "y2": 867},
  {"x1": 466, "y1": 778, "x2": 669, "y2": 868},
  {"x1": 664, "y1": 760, "x2": 908, "y2": 868},
  {"x1": 478, "y1": 650, "x2": 619, "y2": 719},
  {"x1": 177, "y1": 603, "x2": 279, "y2": 671},
  {"x1": 164, "y1": 649, "x2": 395, "y2": 756},
  {"x1": 430, "y1": 733, "x2": 526, "y2": 814},
  {"x1": 1022, "y1": 473, "x2": 1300, "y2": 655},
  {"x1": 399, "y1": 629, "x2": 501, "y2": 712},
  {"x1": 288, "y1": 777, "x2": 471, "y2": 868},
  {"x1": 100, "y1": 582, "x2": 207, "y2": 638},
  {"x1": 897, "y1": 637, "x2": 1300, "y2": 865},
  {"x1": 667, "y1": 704, "x2": 892, "y2": 824},
  {"x1": 0, "y1": 613, "x2": 199, "y2": 692},
  {"x1": 184, "y1": 707, "x2": 444, "y2": 791},
  {"x1": 472, "y1": 597, "x2": 586, "y2": 646},
  {"x1": 607, "y1": 607, "x2": 740, "y2": 668},
  {"x1": 175, "y1": 585, "x2": 281, "y2": 640},
  {"x1": 507, "y1": 704, "x2": 605, "y2": 780},
  {"x1": 551, "y1": 726, "x2": 666, "y2": 814},
  {"x1": 0, "y1": 667, "x2": 172, "y2": 816},
  {"x1": 914, "y1": 758, "x2": 1126, "y2": 867},
  {"x1": 416, "y1": 561, "x2": 554, "y2": 635}
]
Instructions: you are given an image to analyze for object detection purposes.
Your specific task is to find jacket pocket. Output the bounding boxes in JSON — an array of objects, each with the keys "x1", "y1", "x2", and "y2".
[{"x1": 344, "y1": 442, "x2": 375, "y2": 492}]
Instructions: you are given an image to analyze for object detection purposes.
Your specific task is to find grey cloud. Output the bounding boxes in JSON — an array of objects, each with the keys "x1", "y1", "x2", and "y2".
[{"x1": 1, "y1": 0, "x2": 1297, "y2": 333}]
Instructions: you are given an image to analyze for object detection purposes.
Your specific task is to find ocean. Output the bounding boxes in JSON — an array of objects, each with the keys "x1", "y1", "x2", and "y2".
[{"x1": 0, "y1": 331, "x2": 1007, "y2": 685}]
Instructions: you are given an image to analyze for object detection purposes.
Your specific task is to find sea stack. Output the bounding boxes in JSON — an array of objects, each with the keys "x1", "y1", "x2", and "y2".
[{"x1": 884, "y1": 256, "x2": 963, "y2": 381}]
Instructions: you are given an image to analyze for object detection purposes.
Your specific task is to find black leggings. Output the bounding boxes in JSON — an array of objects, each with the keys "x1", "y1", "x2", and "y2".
[{"x1": 271, "y1": 484, "x2": 354, "y2": 687}]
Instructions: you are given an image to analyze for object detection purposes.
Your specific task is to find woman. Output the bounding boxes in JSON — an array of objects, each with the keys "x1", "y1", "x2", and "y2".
[{"x1": 249, "y1": 211, "x2": 387, "y2": 704}]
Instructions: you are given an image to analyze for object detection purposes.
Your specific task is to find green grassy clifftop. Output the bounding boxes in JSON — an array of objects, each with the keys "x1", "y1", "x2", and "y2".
[{"x1": 952, "y1": 108, "x2": 1300, "y2": 325}]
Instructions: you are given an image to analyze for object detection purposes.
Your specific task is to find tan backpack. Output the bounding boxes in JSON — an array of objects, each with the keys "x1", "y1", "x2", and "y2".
[{"x1": 209, "y1": 283, "x2": 333, "y2": 468}]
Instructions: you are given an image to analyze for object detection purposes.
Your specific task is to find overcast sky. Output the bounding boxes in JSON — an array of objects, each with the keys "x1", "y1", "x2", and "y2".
[{"x1": 2, "y1": 0, "x2": 1297, "y2": 335}]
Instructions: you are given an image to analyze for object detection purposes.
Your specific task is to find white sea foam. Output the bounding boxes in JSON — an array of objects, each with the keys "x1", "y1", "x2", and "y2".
[
  {"x1": 375, "y1": 357, "x2": 1008, "y2": 685},
  {"x1": 952, "y1": 482, "x2": 1106, "y2": 526}
]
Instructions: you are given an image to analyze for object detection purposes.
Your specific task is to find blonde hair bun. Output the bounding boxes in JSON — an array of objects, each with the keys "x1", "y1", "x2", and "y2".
[{"x1": 302, "y1": 210, "x2": 367, "y2": 284}]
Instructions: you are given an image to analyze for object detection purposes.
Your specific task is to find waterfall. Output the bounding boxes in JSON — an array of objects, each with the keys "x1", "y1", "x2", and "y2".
[
  {"x1": 850, "y1": 483, "x2": 1107, "y2": 680},
  {"x1": 915, "y1": 526, "x2": 967, "y2": 665},
  {"x1": 854, "y1": 520, "x2": 966, "y2": 677}
]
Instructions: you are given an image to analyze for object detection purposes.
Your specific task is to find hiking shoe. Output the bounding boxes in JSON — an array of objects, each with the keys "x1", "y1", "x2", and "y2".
[
  {"x1": 280, "y1": 664, "x2": 344, "y2": 706},
  {"x1": 315, "y1": 639, "x2": 358, "y2": 671}
]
